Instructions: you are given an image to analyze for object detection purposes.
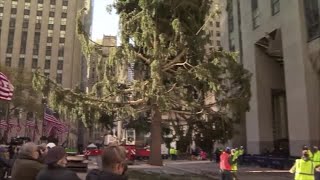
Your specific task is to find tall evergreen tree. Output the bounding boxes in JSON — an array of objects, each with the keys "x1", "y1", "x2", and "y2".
[{"x1": 33, "y1": 0, "x2": 251, "y2": 166}]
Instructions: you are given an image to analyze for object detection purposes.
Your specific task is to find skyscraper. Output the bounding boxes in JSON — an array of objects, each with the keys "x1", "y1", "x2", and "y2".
[{"x1": 0, "y1": 0, "x2": 92, "y2": 89}]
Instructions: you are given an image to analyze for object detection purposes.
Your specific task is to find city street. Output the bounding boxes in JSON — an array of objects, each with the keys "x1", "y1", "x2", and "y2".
[{"x1": 77, "y1": 160, "x2": 293, "y2": 180}]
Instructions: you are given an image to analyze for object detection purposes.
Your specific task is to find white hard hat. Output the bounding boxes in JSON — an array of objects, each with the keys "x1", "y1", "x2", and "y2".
[{"x1": 46, "y1": 143, "x2": 56, "y2": 149}]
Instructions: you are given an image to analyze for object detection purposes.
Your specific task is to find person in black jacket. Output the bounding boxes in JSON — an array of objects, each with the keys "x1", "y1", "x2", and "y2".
[
  {"x1": 86, "y1": 145, "x2": 128, "y2": 180},
  {"x1": 36, "y1": 146, "x2": 80, "y2": 180}
]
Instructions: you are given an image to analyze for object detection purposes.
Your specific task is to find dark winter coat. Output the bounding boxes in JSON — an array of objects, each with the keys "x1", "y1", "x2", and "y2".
[
  {"x1": 36, "y1": 165, "x2": 81, "y2": 180},
  {"x1": 86, "y1": 169, "x2": 128, "y2": 180},
  {"x1": 11, "y1": 154, "x2": 46, "y2": 180}
]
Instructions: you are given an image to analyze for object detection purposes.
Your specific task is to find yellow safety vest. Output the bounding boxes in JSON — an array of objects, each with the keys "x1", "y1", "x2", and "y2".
[
  {"x1": 313, "y1": 151, "x2": 320, "y2": 167},
  {"x1": 170, "y1": 148, "x2": 174, "y2": 155},
  {"x1": 294, "y1": 159, "x2": 314, "y2": 180},
  {"x1": 231, "y1": 155, "x2": 238, "y2": 171}
]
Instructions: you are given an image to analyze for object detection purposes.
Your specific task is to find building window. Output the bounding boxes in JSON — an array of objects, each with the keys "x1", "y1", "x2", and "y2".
[
  {"x1": 24, "y1": 9, "x2": 30, "y2": 15},
  {"x1": 37, "y1": 4, "x2": 43, "y2": 11},
  {"x1": 24, "y1": 2, "x2": 31, "y2": 9},
  {"x1": 216, "y1": 31, "x2": 220, "y2": 37},
  {"x1": 57, "y1": 61, "x2": 63, "y2": 70},
  {"x1": 58, "y1": 47, "x2": 64, "y2": 57},
  {"x1": 48, "y1": 24, "x2": 54, "y2": 30},
  {"x1": 44, "y1": 60, "x2": 51, "y2": 69},
  {"x1": 229, "y1": 38, "x2": 235, "y2": 52},
  {"x1": 33, "y1": 32, "x2": 40, "y2": 55},
  {"x1": 20, "y1": 31, "x2": 28, "y2": 54},
  {"x1": 271, "y1": 0, "x2": 280, "y2": 15},
  {"x1": 22, "y1": 19, "x2": 29, "y2": 28},
  {"x1": 5, "y1": 57, "x2": 11, "y2": 67},
  {"x1": 304, "y1": 0, "x2": 320, "y2": 40},
  {"x1": 60, "y1": 25, "x2": 66, "y2": 31},
  {"x1": 50, "y1": 0, "x2": 56, "y2": 5},
  {"x1": 37, "y1": 11, "x2": 42, "y2": 16},
  {"x1": 227, "y1": 0, "x2": 234, "y2": 33},
  {"x1": 49, "y1": 11, "x2": 55, "y2": 17},
  {"x1": 61, "y1": 12, "x2": 67, "y2": 18},
  {"x1": 11, "y1": 8, "x2": 17, "y2": 14},
  {"x1": 46, "y1": 46, "x2": 52, "y2": 56},
  {"x1": 9, "y1": 18, "x2": 15, "y2": 27},
  {"x1": 0, "y1": 7, "x2": 3, "y2": 13},
  {"x1": 56, "y1": 73, "x2": 62, "y2": 84},
  {"x1": 47, "y1": 30, "x2": 53, "y2": 37},
  {"x1": 35, "y1": 23, "x2": 41, "y2": 30},
  {"x1": 7, "y1": 29, "x2": 14, "y2": 53},
  {"x1": 25, "y1": 0, "x2": 30, "y2": 2},
  {"x1": 216, "y1": 40, "x2": 221, "y2": 46},
  {"x1": 216, "y1": 22, "x2": 220, "y2": 28},
  {"x1": 252, "y1": 0, "x2": 260, "y2": 29},
  {"x1": 32, "y1": 58, "x2": 38, "y2": 69},
  {"x1": 59, "y1": 38, "x2": 65, "y2": 43},
  {"x1": 62, "y1": 0, "x2": 68, "y2": 6},
  {"x1": 60, "y1": 31, "x2": 66, "y2": 38},
  {"x1": 18, "y1": 58, "x2": 25, "y2": 68},
  {"x1": 38, "y1": 0, "x2": 43, "y2": 4},
  {"x1": 61, "y1": 18, "x2": 67, "y2": 25},
  {"x1": 44, "y1": 72, "x2": 50, "y2": 77},
  {"x1": 47, "y1": 37, "x2": 53, "y2": 43}
]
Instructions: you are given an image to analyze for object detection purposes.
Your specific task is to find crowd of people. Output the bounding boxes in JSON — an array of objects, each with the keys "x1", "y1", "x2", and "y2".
[
  {"x1": 218, "y1": 146, "x2": 244, "y2": 180},
  {"x1": 0, "y1": 141, "x2": 129, "y2": 180}
]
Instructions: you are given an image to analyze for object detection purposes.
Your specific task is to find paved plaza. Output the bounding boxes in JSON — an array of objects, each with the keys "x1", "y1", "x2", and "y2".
[{"x1": 77, "y1": 160, "x2": 293, "y2": 180}]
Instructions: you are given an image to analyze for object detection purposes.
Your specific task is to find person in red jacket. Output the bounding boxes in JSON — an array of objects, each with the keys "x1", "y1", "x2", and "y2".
[{"x1": 220, "y1": 147, "x2": 233, "y2": 180}]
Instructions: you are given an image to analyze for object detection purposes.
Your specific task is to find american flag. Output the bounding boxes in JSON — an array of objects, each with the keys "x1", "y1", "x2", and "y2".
[
  {"x1": 26, "y1": 120, "x2": 36, "y2": 127},
  {"x1": 0, "y1": 119, "x2": 7, "y2": 129},
  {"x1": 44, "y1": 107, "x2": 67, "y2": 135},
  {"x1": 0, "y1": 72, "x2": 14, "y2": 101}
]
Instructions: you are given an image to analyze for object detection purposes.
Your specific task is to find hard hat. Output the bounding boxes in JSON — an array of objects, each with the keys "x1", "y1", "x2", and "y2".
[{"x1": 46, "y1": 143, "x2": 56, "y2": 149}]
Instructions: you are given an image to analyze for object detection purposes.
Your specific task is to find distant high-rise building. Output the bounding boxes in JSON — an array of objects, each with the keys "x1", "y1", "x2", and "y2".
[
  {"x1": 0, "y1": 0, "x2": 92, "y2": 89},
  {"x1": 0, "y1": 0, "x2": 93, "y2": 147},
  {"x1": 220, "y1": 0, "x2": 320, "y2": 156}
]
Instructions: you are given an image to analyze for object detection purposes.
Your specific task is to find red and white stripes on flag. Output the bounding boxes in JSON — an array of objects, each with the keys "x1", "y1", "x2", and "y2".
[
  {"x1": 44, "y1": 108, "x2": 68, "y2": 135},
  {"x1": 0, "y1": 72, "x2": 14, "y2": 101},
  {"x1": 26, "y1": 120, "x2": 36, "y2": 127}
]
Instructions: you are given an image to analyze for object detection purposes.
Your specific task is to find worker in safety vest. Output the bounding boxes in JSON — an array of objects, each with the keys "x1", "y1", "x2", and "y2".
[
  {"x1": 290, "y1": 150, "x2": 315, "y2": 180},
  {"x1": 230, "y1": 149, "x2": 240, "y2": 180},
  {"x1": 303, "y1": 145, "x2": 314, "y2": 160},
  {"x1": 313, "y1": 146, "x2": 320, "y2": 167}
]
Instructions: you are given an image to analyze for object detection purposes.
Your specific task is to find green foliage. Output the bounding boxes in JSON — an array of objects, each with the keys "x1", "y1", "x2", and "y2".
[{"x1": 32, "y1": 0, "x2": 251, "y2": 151}]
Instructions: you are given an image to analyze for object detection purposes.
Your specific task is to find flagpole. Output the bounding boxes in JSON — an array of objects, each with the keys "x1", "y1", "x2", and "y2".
[
  {"x1": 33, "y1": 114, "x2": 36, "y2": 142},
  {"x1": 4, "y1": 101, "x2": 9, "y2": 143},
  {"x1": 41, "y1": 97, "x2": 46, "y2": 137}
]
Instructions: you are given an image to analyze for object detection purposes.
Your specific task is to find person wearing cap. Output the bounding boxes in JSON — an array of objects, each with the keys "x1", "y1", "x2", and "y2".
[
  {"x1": 11, "y1": 142, "x2": 45, "y2": 180},
  {"x1": 230, "y1": 149, "x2": 240, "y2": 180},
  {"x1": 36, "y1": 146, "x2": 80, "y2": 180},
  {"x1": 220, "y1": 147, "x2": 233, "y2": 180},
  {"x1": 290, "y1": 150, "x2": 315, "y2": 180},
  {"x1": 46, "y1": 143, "x2": 56, "y2": 149},
  {"x1": 86, "y1": 144, "x2": 128, "y2": 180}
]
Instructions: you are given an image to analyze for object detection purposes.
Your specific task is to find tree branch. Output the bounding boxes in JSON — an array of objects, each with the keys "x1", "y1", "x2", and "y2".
[
  {"x1": 165, "y1": 83, "x2": 177, "y2": 94},
  {"x1": 162, "y1": 49, "x2": 187, "y2": 70},
  {"x1": 135, "y1": 52, "x2": 151, "y2": 64}
]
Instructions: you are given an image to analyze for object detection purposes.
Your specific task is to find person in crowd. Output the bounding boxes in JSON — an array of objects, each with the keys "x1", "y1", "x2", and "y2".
[
  {"x1": 86, "y1": 144, "x2": 128, "y2": 180},
  {"x1": 36, "y1": 146, "x2": 80, "y2": 180},
  {"x1": 38, "y1": 143, "x2": 49, "y2": 163},
  {"x1": 220, "y1": 147, "x2": 232, "y2": 180},
  {"x1": 315, "y1": 164, "x2": 320, "y2": 180},
  {"x1": 230, "y1": 149, "x2": 240, "y2": 180},
  {"x1": 290, "y1": 150, "x2": 314, "y2": 180},
  {"x1": 215, "y1": 148, "x2": 222, "y2": 163},
  {"x1": 46, "y1": 143, "x2": 56, "y2": 149},
  {"x1": 11, "y1": 142, "x2": 45, "y2": 180},
  {"x1": 313, "y1": 146, "x2": 320, "y2": 167}
]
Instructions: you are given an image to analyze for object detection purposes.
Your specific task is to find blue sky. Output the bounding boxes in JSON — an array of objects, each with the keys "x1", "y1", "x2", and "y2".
[{"x1": 91, "y1": 0, "x2": 119, "y2": 41}]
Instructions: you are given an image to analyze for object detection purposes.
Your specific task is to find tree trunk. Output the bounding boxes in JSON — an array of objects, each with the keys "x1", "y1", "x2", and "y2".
[{"x1": 148, "y1": 106, "x2": 163, "y2": 166}]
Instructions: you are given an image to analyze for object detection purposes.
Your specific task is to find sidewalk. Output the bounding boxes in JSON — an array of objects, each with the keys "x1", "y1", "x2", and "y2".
[{"x1": 78, "y1": 159, "x2": 294, "y2": 180}]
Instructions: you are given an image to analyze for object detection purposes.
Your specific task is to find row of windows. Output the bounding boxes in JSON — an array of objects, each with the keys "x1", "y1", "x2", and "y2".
[
  {"x1": 5, "y1": 57, "x2": 64, "y2": 70},
  {"x1": 5, "y1": 57, "x2": 64, "y2": 83},
  {"x1": 9, "y1": 0, "x2": 68, "y2": 6}
]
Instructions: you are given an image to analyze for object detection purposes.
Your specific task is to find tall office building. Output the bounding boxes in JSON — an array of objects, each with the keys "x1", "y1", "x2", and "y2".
[
  {"x1": 0, "y1": 0, "x2": 92, "y2": 89},
  {"x1": 220, "y1": 0, "x2": 320, "y2": 156},
  {"x1": 0, "y1": 0, "x2": 93, "y2": 146}
]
